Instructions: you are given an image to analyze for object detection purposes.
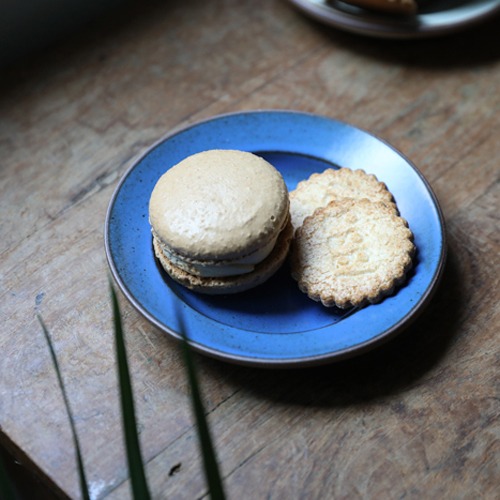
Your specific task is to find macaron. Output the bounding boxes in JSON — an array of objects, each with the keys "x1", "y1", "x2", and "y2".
[{"x1": 149, "y1": 149, "x2": 293, "y2": 294}]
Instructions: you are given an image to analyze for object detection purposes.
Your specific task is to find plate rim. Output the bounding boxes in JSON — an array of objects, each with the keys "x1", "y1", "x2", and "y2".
[
  {"x1": 287, "y1": 0, "x2": 500, "y2": 39},
  {"x1": 104, "y1": 109, "x2": 447, "y2": 368}
]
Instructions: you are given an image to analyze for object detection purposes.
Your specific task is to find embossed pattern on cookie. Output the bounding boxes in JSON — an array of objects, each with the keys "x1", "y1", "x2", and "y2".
[
  {"x1": 290, "y1": 198, "x2": 415, "y2": 309},
  {"x1": 289, "y1": 168, "x2": 397, "y2": 232}
]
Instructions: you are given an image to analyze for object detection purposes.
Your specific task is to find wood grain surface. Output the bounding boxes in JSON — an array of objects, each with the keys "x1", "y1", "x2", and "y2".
[{"x1": 1, "y1": 0, "x2": 499, "y2": 498}]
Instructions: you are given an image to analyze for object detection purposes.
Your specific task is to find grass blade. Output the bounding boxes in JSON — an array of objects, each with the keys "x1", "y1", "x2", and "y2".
[
  {"x1": 178, "y1": 313, "x2": 226, "y2": 500},
  {"x1": 110, "y1": 284, "x2": 151, "y2": 500},
  {"x1": 38, "y1": 315, "x2": 90, "y2": 500}
]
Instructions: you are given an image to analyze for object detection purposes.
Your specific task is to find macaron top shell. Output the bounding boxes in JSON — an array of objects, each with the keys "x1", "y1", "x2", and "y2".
[{"x1": 149, "y1": 150, "x2": 289, "y2": 260}]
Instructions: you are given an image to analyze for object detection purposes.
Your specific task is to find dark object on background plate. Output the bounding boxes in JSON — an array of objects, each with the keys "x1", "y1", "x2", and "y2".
[{"x1": 340, "y1": 0, "x2": 417, "y2": 15}]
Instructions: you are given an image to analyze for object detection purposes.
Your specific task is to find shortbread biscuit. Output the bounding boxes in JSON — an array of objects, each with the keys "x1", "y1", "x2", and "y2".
[
  {"x1": 289, "y1": 168, "x2": 397, "y2": 232},
  {"x1": 290, "y1": 199, "x2": 415, "y2": 309}
]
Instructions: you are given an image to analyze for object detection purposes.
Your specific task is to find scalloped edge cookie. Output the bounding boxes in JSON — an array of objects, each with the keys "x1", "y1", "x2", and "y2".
[
  {"x1": 289, "y1": 168, "x2": 397, "y2": 232},
  {"x1": 290, "y1": 199, "x2": 415, "y2": 309}
]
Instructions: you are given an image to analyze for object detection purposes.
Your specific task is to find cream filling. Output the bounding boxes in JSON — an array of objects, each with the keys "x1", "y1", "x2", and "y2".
[{"x1": 159, "y1": 234, "x2": 280, "y2": 278}]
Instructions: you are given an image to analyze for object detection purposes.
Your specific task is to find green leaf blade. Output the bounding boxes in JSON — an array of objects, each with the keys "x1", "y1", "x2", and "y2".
[
  {"x1": 110, "y1": 284, "x2": 151, "y2": 500},
  {"x1": 178, "y1": 313, "x2": 226, "y2": 500},
  {"x1": 38, "y1": 315, "x2": 90, "y2": 500}
]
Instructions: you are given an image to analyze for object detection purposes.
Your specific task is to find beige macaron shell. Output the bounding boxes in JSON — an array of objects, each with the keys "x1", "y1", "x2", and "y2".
[{"x1": 149, "y1": 150, "x2": 289, "y2": 261}]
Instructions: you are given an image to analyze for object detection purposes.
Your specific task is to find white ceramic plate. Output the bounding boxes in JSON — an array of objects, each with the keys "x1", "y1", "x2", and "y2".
[{"x1": 288, "y1": 0, "x2": 500, "y2": 38}]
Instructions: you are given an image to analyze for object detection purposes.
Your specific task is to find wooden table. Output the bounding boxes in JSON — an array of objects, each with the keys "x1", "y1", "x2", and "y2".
[{"x1": 1, "y1": 1, "x2": 499, "y2": 498}]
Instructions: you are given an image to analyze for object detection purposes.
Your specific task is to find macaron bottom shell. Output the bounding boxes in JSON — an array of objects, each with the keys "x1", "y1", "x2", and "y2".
[{"x1": 152, "y1": 218, "x2": 293, "y2": 295}]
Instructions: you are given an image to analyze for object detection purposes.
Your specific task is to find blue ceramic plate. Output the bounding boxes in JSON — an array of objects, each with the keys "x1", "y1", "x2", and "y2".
[{"x1": 105, "y1": 110, "x2": 446, "y2": 367}]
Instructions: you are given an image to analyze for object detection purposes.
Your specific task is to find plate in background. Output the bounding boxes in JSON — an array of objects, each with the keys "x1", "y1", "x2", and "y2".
[
  {"x1": 288, "y1": 0, "x2": 500, "y2": 38},
  {"x1": 105, "y1": 110, "x2": 446, "y2": 367}
]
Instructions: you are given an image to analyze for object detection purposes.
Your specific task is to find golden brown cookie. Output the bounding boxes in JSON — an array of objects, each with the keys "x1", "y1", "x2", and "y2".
[
  {"x1": 289, "y1": 168, "x2": 397, "y2": 232},
  {"x1": 290, "y1": 199, "x2": 415, "y2": 308}
]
